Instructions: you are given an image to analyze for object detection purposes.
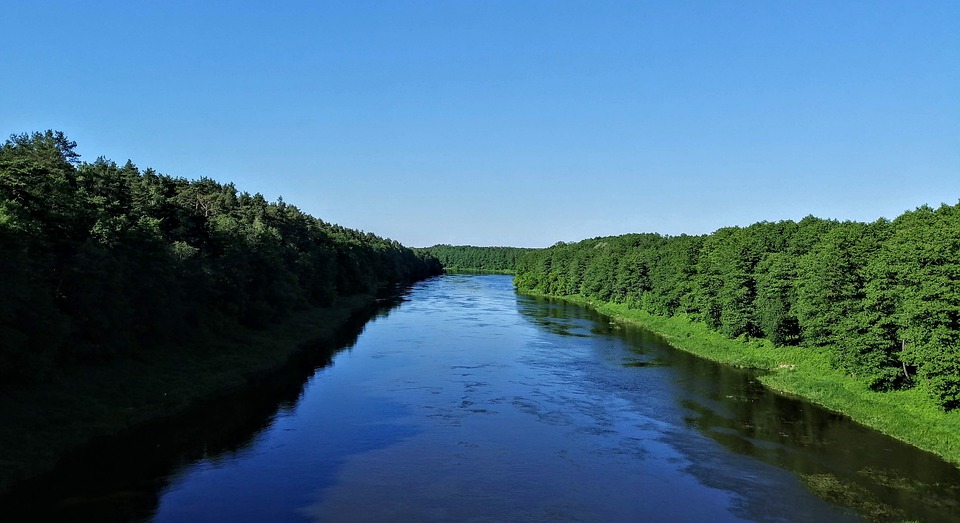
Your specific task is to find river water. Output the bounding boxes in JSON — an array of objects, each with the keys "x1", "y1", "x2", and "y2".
[{"x1": 6, "y1": 274, "x2": 960, "y2": 521}]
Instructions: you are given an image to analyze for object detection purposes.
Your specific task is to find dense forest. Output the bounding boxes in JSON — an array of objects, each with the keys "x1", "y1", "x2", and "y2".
[
  {"x1": 0, "y1": 130, "x2": 442, "y2": 386},
  {"x1": 514, "y1": 209, "x2": 960, "y2": 410},
  {"x1": 416, "y1": 245, "x2": 537, "y2": 273}
]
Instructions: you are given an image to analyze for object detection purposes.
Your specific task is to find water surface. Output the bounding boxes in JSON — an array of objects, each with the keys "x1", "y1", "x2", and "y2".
[{"x1": 7, "y1": 274, "x2": 960, "y2": 521}]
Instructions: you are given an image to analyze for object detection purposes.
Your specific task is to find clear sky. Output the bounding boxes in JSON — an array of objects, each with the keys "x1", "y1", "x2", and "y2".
[{"x1": 3, "y1": 1, "x2": 958, "y2": 247}]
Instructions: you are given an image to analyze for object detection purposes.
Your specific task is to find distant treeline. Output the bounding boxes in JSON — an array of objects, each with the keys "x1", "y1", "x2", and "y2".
[
  {"x1": 514, "y1": 208, "x2": 960, "y2": 410},
  {"x1": 0, "y1": 131, "x2": 442, "y2": 384},
  {"x1": 416, "y1": 245, "x2": 538, "y2": 273}
]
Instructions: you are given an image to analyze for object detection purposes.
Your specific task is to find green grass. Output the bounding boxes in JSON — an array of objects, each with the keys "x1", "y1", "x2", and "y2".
[
  {"x1": 532, "y1": 293, "x2": 960, "y2": 467},
  {"x1": 0, "y1": 294, "x2": 377, "y2": 493}
]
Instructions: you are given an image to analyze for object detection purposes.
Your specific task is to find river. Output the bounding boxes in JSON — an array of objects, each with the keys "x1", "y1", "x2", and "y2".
[{"x1": 4, "y1": 274, "x2": 959, "y2": 522}]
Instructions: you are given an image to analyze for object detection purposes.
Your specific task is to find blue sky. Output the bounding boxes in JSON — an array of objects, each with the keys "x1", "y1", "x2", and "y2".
[{"x1": 3, "y1": 1, "x2": 958, "y2": 247}]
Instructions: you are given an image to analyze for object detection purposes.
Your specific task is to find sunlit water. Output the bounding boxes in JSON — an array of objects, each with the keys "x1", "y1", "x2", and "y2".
[{"x1": 7, "y1": 274, "x2": 960, "y2": 522}]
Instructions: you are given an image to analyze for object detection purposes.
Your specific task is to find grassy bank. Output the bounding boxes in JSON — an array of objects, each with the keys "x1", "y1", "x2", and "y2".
[
  {"x1": 526, "y1": 292, "x2": 960, "y2": 467},
  {"x1": 0, "y1": 294, "x2": 379, "y2": 493}
]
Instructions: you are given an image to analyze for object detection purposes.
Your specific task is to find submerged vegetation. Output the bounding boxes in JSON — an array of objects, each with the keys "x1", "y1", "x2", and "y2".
[{"x1": 416, "y1": 244, "x2": 537, "y2": 273}]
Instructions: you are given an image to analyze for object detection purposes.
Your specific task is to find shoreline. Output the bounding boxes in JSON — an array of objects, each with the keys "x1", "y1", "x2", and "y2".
[{"x1": 520, "y1": 291, "x2": 960, "y2": 467}]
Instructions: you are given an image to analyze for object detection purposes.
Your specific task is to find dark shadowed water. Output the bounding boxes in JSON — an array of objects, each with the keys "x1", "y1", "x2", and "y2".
[{"x1": 4, "y1": 274, "x2": 959, "y2": 522}]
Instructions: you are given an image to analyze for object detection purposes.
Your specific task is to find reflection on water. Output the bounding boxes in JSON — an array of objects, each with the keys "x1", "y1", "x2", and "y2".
[
  {"x1": 0, "y1": 294, "x2": 409, "y2": 522},
  {"x1": 2, "y1": 275, "x2": 958, "y2": 522},
  {"x1": 522, "y1": 293, "x2": 960, "y2": 523}
]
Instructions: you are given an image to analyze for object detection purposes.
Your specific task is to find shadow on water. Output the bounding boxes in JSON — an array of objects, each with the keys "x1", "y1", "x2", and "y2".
[
  {"x1": 0, "y1": 293, "x2": 410, "y2": 523},
  {"x1": 516, "y1": 297, "x2": 597, "y2": 338},
  {"x1": 517, "y1": 294, "x2": 960, "y2": 523}
]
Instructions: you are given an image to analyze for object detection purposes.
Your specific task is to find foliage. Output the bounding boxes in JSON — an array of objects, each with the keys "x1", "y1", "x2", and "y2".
[
  {"x1": 416, "y1": 244, "x2": 537, "y2": 273},
  {"x1": 0, "y1": 131, "x2": 442, "y2": 386},
  {"x1": 514, "y1": 209, "x2": 960, "y2": 410}
]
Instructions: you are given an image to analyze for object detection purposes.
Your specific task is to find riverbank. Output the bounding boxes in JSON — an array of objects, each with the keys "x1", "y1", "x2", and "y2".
[
  {"x1": 0, "y1": 293, "x2": 383, "y2": 493},
  {"x1": 523, "y1": 292, "x2": 960, "y2": 467}
]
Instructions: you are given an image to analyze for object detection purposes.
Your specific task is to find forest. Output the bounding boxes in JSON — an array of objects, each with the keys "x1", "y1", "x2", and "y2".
[
  {"x1": 0, "y1": 130, "x2": 442, "y2": 387},
  {"x1": 513, "y1": 209, "x2": 960, "y2": 410},
  {"x1": 416, "y1": 244, "x2": 537, "y2": 273}
]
